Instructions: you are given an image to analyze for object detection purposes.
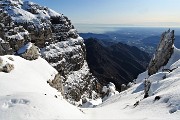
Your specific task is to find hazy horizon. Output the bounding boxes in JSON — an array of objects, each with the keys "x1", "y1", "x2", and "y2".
[
  {"x1": 29, "y1": 0, "x2": 180, "y2": 33},
  {"x1": 74, "y1": 23, "x2": 180, "y2": 33},
  {"x1": 30, "y1": 0, "x2": 180, "y2": 25}
]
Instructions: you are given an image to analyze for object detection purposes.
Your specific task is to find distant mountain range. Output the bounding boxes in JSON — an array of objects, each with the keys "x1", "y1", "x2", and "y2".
[
  {"x1": 80, "y1": 32, "x2": 180, "y2": 55},
  {"x1": 85, "y1": 38, "x2": 150, "y2": 90}
]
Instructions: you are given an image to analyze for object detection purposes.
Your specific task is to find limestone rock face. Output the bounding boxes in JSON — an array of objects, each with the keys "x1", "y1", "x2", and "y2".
[
  {"x1": 148, "y1": 29, "x2": 175, "y2": 75},
  {"x1": 48, "y1": 74, "x2": 64, "y2": 95},
  {"x1": 0, "y1": 39, "x2": 12, "y2": 55},
  {"x1": 42, "y1": 37, "x2": 85, "y2": 77},
  {"x1": 0, "y1": 0, "x2": 102, "y2": 104},
  {"x1": 0, "y1": 9, "x2": 31, "y2": 55}
]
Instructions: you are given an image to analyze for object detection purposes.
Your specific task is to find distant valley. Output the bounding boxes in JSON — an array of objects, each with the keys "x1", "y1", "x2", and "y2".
[
  {"x1": 80, "y1": 27, "x2": 180, "y2": 55},
  {"x1": 85, "y1": 38, "x2": 150, "y2": 91}
]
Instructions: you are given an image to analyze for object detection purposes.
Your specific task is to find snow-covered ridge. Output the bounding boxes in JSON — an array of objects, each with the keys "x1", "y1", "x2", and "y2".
[
  {"x1": 0, "y1": 1, "x2": 180, "y2": 118},
  {"x1": 0, "y1": 0, "x2": 61, "y2": 23},
  {"x1": 82, "y1": 46, "x2": 180, "y2": 119}
]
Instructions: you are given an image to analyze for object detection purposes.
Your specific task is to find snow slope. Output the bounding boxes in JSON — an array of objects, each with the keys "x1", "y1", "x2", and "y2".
[
  {"x1": 0, "y1": 55, "x2": 85, "y2": 120},
  {"x1": 83, "y1": 46, "x2": 180, "y2": 120},
  {"x1": 0, "y1": 0, "x2": 180, "y2": 119},
  {"x1": 1, "y1": 47, "x2": 180, "y2": 120},
  {"x1": 0, "y1": 43, "x2": 180, "y2": 120}
]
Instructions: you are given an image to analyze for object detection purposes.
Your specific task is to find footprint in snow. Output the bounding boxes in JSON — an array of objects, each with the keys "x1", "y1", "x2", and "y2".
[
  {"x1": 2, "y1": 98, "x2": 30, "y2": 109},
  {"x1": 169, "y1": 105, "x2": 180, "y2": 114}
]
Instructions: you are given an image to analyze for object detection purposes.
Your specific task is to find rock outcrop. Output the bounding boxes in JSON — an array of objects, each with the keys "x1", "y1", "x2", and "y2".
[
  {"x1": 0, "y1": 0, "x2": 101, "y2": 104},
  {"x1": 148, "y1": 29, "x2": 175, "y2": 75},
  {"x1": 144, "y1": 79, "x2": 151, "y2": 98},
  {"x1": 47, "y1": 74, "x2": 64, "y2": 95},
  {"x1": 17, "y1": 42, "x2": 40, "y2": 60},
  {"x1": 0, "y1": 9, "x2": 29, "y2": 55}
]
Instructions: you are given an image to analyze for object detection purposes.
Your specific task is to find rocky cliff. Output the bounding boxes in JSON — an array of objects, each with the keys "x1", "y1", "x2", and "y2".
[
  {"x1": 0, "y1": 0, "x2": 101, "y2": 104},
  {"x1": 148, "y1": 29, "x2": 175, "y2": 75}
]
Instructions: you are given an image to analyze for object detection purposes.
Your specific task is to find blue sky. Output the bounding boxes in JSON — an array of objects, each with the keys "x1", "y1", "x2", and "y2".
[{"x1": 30, "y1": 0, "x2": 180, "y2": 27}]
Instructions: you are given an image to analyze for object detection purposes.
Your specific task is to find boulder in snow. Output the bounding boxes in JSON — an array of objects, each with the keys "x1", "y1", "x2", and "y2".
[
  {"x1": 2, "y1": 63, "x2": 14, "y2": 73},
  {"x1": 0, "y1": 57, "x2": 14, "y2": 73},
  {"x1": 17, "y1": 42, "x2": 40, "y2": 60}
]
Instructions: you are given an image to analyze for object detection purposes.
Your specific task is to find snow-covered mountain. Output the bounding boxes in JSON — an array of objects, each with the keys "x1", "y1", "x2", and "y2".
[
  {"x1": 0, "y1": 28, "x2": 180, "y2": 119},
  {"x1": 0, "y1": 0, "x2": 180, "y2": 119},
  {"x1": 83, "y1": 36, "x2": 180, "y2": 119},
  {"x1": 0, "y1": 0, "x2": 101, "y2": 105}
]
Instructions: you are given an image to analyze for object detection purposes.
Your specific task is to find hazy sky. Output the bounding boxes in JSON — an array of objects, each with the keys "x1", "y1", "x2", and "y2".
[{"x1": 30, "y1": 0, "x2": 180, "y2": 27}]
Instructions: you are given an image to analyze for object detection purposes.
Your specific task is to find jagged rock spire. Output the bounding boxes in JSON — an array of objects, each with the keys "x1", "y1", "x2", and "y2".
[{"x1": 148, "y1": 29, "x2": 175, "y2": 75}]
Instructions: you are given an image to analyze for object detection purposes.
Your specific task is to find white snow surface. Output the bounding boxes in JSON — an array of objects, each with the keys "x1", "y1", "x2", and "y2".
[
  {"x1": 0, "y1": 47, "x2": 180, "y2": 119},
  {"x1": 82, "y1": 46, "x2": 180, "y2": 119},
  {"x1": 0, "y1": 55, "x2": 85, "y2": 120}
]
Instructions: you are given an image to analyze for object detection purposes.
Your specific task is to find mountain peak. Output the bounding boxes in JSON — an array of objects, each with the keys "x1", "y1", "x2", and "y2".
[{"x1": 148, "y1": 29, "x2": 175, "y2": 75}]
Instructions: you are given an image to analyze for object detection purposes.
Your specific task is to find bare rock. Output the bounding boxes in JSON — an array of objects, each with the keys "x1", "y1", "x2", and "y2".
[
  {"x1": 148, "y1": 29, "x2": 175, "y2": 75},
  {"x1": 144, "y1": 79, "x2": 151, "y2": 98},
  {"x1": 0, "y1": 39, "x2": 13, "y2": 55},
  {"x1": 0, "y1": 57, "x2": 3, "y2": 65},
  {"x1": 17, "y1": 42, "x2": 40, "y2": 60},
  {"x1": 1, "y1": 63, "x2": 14, "y2": 73},
  {"x1": 47, "y1": 74, "x2": 64, "y2": 96},
  {"x1": 0, "y1": 57, "x2": 14, "y2": 73},
  {"x1": 69, "y1": 88, "x2": 81, "y2": 102},
  {"x1": 8, "y1": 57, "x2": 14, "y2": 61}
]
